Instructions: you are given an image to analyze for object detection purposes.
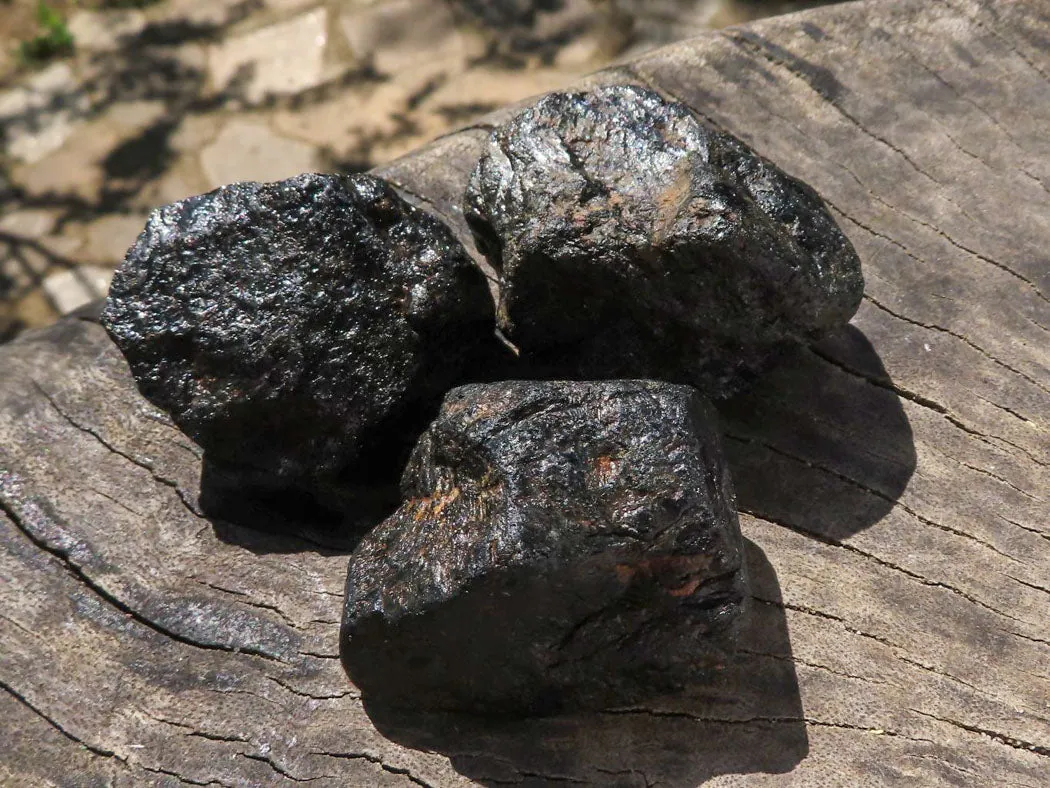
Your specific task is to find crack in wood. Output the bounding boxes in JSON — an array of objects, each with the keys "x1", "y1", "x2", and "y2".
[
  {"x1": 138, "y1": 764, "x2": 234, "y2": 788},
  {"x1": 601, "y1": 707, "x2": 938, "y2": 745},
  {"x1": 728, "y1": 432, "x2": 1025, "y2": 564},
  {"x1": 923, "y1": 442, "x2": 1042, "y2": 503},
  {"x1": 739, "y1": 647, "x2": 893, "y2": 686},
  {"x1": 32, "y1": 381, "x2": 204, "y2": 519},
  {"x1": 997, "y1": 514, "x2": 1050, "y2": 544},
  {"x1": 88, "y1": 485, "x2": 147, "y2": 518},
  {"x1": 0, "y1": 677, "x2": 117, "y2": 760},
  {"x1": 724, "y1": 30, "x2": 946, "y2": 185},
  {"x1": 266, "y1": 675, "x2": 358, "y2": 701},
  {"x1": 849, "y1": 172, "x2": 1050, "y2": 310},
  {"x1": 910, "y1": 708, "x2": 1050, "y2": 757},
  {"x1": 896, "y1": 36, "x2": 1050, "y2": 196},
  {"x1": 808, "y1": 345, "x2": 1049, "y2": 470},
  {"x1": 140, "y1": 709, "x2": 252, "y2": 745},
  {"x1": 190, "y1": 578, "x2": 300, "y2": 629},
  {"x1": 1007, "y1": 576, "x2": 1050, "y2": 598},
  {"x1": 997, "y1": 627, "x2": 1050, "y2": 650},
  {"x1": 861, "y1": 294, "x2": 1050, "y2": 399},
  {"x1": 953, "y1": 0, "x2": 1050, "y2": 84},
  {"x1": 240, "y1": 752, "x2": 331, "y2": 783},
  {"x1": 308, "y1": 750, "x2": 438, "y2": 788},
  {"x1": 0, "y1": 610, "x2": 44, "y2": 643},
  {"x1": 762, "y1": 598, "x2": 1047, "y2": 713},
  {"x1": 484, "y1": 770, "x2": 588, "y2": 785},
  {"x1": 0, "y1": 471, "x2": 288, "y2": 663},
  {"x1": 974, "y1": 393, "x2": 1040, "y2": 428},
  {"x1": 594, "y1": 766, "x2": 655, "y2": 788},
  {"x1": 741, "y1": 509, "x2": 1036, "y2": 628},
  {"x1": 725, "y1": 29, "x2": 1050, "y2": 306}
]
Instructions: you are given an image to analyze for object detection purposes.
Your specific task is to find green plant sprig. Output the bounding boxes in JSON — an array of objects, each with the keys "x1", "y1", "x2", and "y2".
[{"x1": 18, "y1": 2, "x2": 76, "y2": 66}]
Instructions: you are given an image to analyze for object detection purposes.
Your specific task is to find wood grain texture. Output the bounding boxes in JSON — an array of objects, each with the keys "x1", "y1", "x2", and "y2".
[{"x1": 1, "y1": 0, "x2": 1048, "y2": 785}]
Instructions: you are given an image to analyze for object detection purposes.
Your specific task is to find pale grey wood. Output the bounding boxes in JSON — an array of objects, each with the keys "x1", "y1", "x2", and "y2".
[{"x1": 1, "y1": 1, "x2": 1047, "y2": 784}]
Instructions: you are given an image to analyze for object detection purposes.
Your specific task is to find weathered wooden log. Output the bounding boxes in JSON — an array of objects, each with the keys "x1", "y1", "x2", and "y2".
[{"x1": 2, "y1": 0, "x2": 1048, "y2": 785}]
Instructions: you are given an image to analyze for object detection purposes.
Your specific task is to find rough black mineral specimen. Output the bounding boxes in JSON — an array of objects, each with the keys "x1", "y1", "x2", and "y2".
[
  {"x1": 341, "y1": 380, "x2": 747, "y2": 713},
  {"x1": 101, "y1": 173, "x2": 496, "y2": 516},
  {"x1": 465, "y1": 84, "x2": 864, "y2": 396}
]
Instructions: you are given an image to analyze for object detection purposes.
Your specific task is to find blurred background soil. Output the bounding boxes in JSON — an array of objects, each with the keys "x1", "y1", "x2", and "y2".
[{"x1": 0, "y1": 0, "x2": 834, "y2": 340}]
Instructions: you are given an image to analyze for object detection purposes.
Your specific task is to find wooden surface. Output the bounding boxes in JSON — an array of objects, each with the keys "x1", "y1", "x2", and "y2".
[{"x1": 2, "y1": 0, "x2": 1048, "y2": 784}]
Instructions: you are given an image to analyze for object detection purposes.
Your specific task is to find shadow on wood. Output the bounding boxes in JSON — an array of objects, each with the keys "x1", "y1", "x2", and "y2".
[
  {"x1": 198, "y1": 323, "x2": 914, "y2": 556},
  {"x1": 719, "y1": 325, "x2": 916, "y2": 542},
  {"x1": 200, "y1": 456, "x2": 398, "y2": 554},
  {"x1": 360, "y1": 540, "x2": 808, "y2": 787}
]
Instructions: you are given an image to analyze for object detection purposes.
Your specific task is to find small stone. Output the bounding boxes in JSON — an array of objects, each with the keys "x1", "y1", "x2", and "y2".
[
  {"x1": 426, "y1": 66, "x2": 581, "y2": 120},
  {"x1": 0, "y1": 209, "x2": 58, "y2": 240},
  {"x1": 339, "y1": 0, "x2": 476, "y2": 75},
  {"x1": 1, "y1": 215, "x2": 79, "y2": 296},
  {"x1": 11, "y1": 118, "x2": 121, "y2": 201},
  {"x1": 83, "y1": 214, "x2": 151, "y2": 266},
  {"x1": 264, "y1": 0, "x2": 317, "y2": 11},
  {"x1": 137, "y1": 165, "x2": 213, "y2": 209},
  {"x1": 168, "y1": 114, "x2": 223, "y2": 154},
  {"x1": 0, "y1": 63, "x2": 91, "y2": 164},
  {"x1": 67, "y1": 10, "x2": 147, "y2": 53},
  {"x1": 199, "y1": 121, "x2": 320, "y2": 189},
  {"x1": 164, "y1": 0, "x2": 253, "y2": 27},
  {"x1": 43, "y1": 266, "x2": 113, "y2": 315},
  {"x1": 465, "y1": 84, "x2": 864, "y2": 396},
  {"x1": 208, "y1": 9, "x2": 330, "y2": 103},
  {"x1": 271, "y1": 65, "x2": 451, "y2": 166},
  {"x1": 101, "y1": 173, "x2": 496, "y2": 514},
  {"x1": 102, "y1": 101, "x2": 168, "y2": 134},
  {"x1": 4, "y1": 287, "x2": 55, "y2": 337},
  {"x1": 341, "y1": 379, "x2": 747, "y2": 714}
]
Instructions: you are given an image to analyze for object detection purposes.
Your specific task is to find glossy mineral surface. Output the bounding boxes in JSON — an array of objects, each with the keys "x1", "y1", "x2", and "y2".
[
  {"x1": 101, "y1": 173, "x2": 495, "y2": 511},
  {"x1": 341, "y1": 379, "x2": 747, "y2": 713},
  {"x1": 465, "y1": 84, "x2": 864, "y2": 396}
]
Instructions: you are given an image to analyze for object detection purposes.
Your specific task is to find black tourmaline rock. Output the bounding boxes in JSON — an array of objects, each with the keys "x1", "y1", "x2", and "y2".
[
  {"x1": 465, "y1": 84, "x2": 864, "y2": 397},
  {"x1": 341, "y1": 380, "x2": 747, "y2": 714},
  {"x1": 102, "y1": 173, "x2": 496, "y2": 516}
]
